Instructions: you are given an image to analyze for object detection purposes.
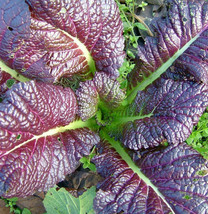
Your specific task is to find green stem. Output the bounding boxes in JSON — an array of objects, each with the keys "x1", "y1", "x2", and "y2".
[
  {"x1": 132, "y1": 0, "x2": 135, "y2": 26},
  {"x1": 111, "y1": 111, "x2": 153, "y2": 126},
  {"x1": 115, "y1": 0, "x2": 138, "y2": 47},
  {"x1": 0, "y1": 60, "x2": 30, "y2": 82},
  {"x1": 1, "y1": 118, "x2": 98, "y2": 158},
  {"x1": 58, "y1": 118, "x2": 98, "y2": 131}
]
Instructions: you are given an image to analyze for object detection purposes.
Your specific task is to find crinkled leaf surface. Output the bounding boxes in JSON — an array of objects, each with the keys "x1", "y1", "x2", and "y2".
[
  {"x1": 92, "y1": 142, "x2": 208, "y2": 214},
  {"x1": 0, "y1": 81, "x2": 99, "y2": 197},
  {"x1": 76, "y1": 79, "x2": 99, "y2": 122},
  {"x1": 128, "y1": 0, "x2": 208, "y2": 88},
  {"x1": 0, "y1": 0, "x2": 124, "y2": 82},
  {"x1": 0, "y1": 128, "x2": 99, "y2": 198},
  {"x1": 0, "y1": 81, "x2": 77, "y2": 140},
  {"x1": 123, "y1": 77, "x2": 208, "y2": 150},
  {"x1": 0, "y1": 2, "x2": 207, "y2": 214},
  {"x1": 0, "y1": 0, "x2": 31, "y2": 59},
  {"x1": 76, "y1": 72, "x2": 126, "y2": 121},
  {"x1": 93, "y1": 73, "x2": 126, "y2": 106},
  {"x1": 135, "y1": 143, "x2": 208, "y2": 214}
]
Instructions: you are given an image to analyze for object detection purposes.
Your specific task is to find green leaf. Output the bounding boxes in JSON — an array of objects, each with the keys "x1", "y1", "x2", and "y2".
[
  {"x1": 43, "y1": 186, "x2": 96, "y2": 214},
  {"x1": 6, "y1": 79, "x2": 16, "y2": 88},
  {"x1": 127, "y1": 50, "x2": 136, "y2": 59},
  {"x1": 22, "y1": 208, "x2": 32, "y2": 214},
  {"x1": 7, "y1": 197, "x2": 18, "y2": 203},
  {"x1": 133, "y1": 22, "x2": 148, "y2": 31},
  {"x1": 80, "y1": 157, "x2": 96, "y2": 172}
]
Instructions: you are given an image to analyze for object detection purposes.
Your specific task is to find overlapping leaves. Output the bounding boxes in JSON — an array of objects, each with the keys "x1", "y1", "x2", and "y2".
[
  {"x1": 0, "y1": 0, "x2": 124, "y2": 82},
  {"x1": 0, "y1": 0, "x2": 207, "y2": 213},
  {"x1": 76, "y1": 72, "x2": 125, "y2": 121},
  {"x1": 121, "y1": 0, "x2": 208, "y2": 150}
]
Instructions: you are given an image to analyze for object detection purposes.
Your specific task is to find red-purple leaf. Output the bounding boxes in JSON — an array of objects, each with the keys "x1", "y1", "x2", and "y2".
[
  {"x1": 76, "y1": 80, "x2": 99, "y2": 121},
  {"x1": 123, "y1": 78, "x2": 208, "y2": 150},
  {"x1": 93, "y1": 142, "x2": 208, "y2": 214},
  {"x1": 0, "y1": 128, "x2": 99, "y2": 198},
  {"x1": 174, "y1": 29, "x2": 208, "y2": 83},
  {"x1": 0, "y1": 81, "x2": 99, "y2": 197},
  {"x1": 0, "y1": 0, "x2": 31, "y2": 60},
  {"x1": 0, "y1": 81, "x2": 77, "y2": 140},
  {"x1": 0, "y1": 0, "x2": 124, "y2": 82},
  {"x1": 93, "y1": 73, "x2": 126, "y2": 106},
  {"x1": 128, "y1": 0, "x2": 208, "y2": 88},
  {"x1": 135, "y1": 143, "x2": 208, "y2": 214}
]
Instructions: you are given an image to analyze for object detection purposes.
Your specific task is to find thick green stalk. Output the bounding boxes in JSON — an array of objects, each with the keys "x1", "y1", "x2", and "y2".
[
  {"x1": 0, "y1": 60, "x2": 30, "y2": 82},
  {"x1": 2, "y1": 118, "x2": 98, "y2": 158},
  {"x1": 110, "y1": 111, "x2": 153, "y2": 126}
]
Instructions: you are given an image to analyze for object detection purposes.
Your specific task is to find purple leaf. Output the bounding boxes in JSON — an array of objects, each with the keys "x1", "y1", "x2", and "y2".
[
  {"x1": 174, "y1": 29, "x2": 208, "y2": 83},
  {"x1": 93, "y1": 73, "x2": 126, "y2": 106},
  {"x1": 93, "y1": 142, "x2": 208, "y2": 214},
  {"x1": 76, "y1": 72, "x2": 126, "y2": 121},
  {"x1": 0, "y1": 0, "x2": 31, "y2": 61},
  {"x1": 0, "y1": 81, "x2": 99, "y2": 197},
  {"x1": 128, "y1": 0, "x2": 208, "y2": 87},
  {"x1": 135, "y1": 143, "x2": 208, "y2": 214},
  {"x1": 0, "y1": 0, "x2": 124, "y2": 82},
  {"x1": 123, "y1": 78, "x2": 208, "y2": 150}
]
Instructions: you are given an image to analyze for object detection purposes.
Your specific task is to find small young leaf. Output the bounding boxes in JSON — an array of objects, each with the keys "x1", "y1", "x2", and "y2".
[
  {"x1": 22, "y1": 208, "x2": 32, "y2": 214},
  {"x1": 76, "y1": 72, "x2": 126, "y2": 121},
  {"x1": 6, "y1": 79, "x2": 16, "y2": 88},
  {"x1": 133, "y1": 22, "x2": 148, "y2": 31}
]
